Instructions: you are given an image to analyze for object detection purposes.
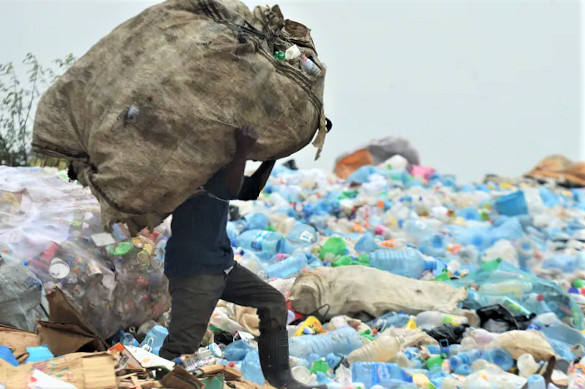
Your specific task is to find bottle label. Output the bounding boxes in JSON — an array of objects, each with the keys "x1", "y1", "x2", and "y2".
[
  {"x1": 299, "y1": 231, "x2": 314, "y2": 243},
  {"x1": 252, "y1": 231, "x2": 270, "y2": 251}
]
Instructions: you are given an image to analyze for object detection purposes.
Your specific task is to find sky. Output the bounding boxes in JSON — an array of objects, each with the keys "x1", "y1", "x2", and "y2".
[{"x1": 0, "y1": 0, "x2": 582, "y2": 183}]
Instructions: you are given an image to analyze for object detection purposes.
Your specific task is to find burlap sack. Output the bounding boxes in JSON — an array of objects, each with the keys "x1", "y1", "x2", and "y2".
[
  {"x1": 289, "y1": 266, "x2": 468, "y2": 320},
  {"x1": 32, "y1": 0, "x2": 327, "y2": 233}
]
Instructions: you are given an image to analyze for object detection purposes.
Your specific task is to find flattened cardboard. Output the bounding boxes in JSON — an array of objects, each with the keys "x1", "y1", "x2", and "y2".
[{"x1": 0, "y1": 352, "x2": 116, "y2": 389}]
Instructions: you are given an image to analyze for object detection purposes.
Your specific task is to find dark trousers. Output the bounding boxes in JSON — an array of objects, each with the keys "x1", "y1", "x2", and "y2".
[{"x1": 159, "y1": 262, "x2": 287, "y2": 360}]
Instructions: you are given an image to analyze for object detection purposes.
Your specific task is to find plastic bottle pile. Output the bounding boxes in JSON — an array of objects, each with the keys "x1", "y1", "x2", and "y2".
[
  {"x1": 5, "y1": 157, "x2": 585, "y2": 388},
  {"x1": 217, "y1": 159, "x2": 585, "y2": 389}
]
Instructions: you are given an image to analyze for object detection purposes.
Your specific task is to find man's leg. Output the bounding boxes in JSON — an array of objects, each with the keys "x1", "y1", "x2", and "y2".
[
  {"x1": 221, "y1": 263, "x2": 324, "y2": 389},
  {"x1": 159, "y1": 273, "x2": 225, "y2": 360}
]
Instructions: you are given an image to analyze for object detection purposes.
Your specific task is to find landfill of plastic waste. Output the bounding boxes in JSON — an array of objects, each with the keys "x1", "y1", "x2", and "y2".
[{"x1": 5, "y1": 154, "x2": 585, "y2": 388}]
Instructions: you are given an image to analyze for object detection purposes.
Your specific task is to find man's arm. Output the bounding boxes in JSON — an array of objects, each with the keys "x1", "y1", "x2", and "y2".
[
  {"x1": 224, "y1": 125, "x2": 258, "y2": 198},
  {"x1": 238, "y1": 160, "x2": 276, "y2": 201}
]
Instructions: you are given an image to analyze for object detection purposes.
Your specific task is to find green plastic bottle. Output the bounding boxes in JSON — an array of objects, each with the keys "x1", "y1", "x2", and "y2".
[
  {"x1": 332, "y1": 255, "x2": 353, "y2": 267},
  {"x1": 310, "y1": 359, "x2": 329, "y2": 374},
  {"x1": 319, "y1": 236, "x2": 347, "y2": 259}
]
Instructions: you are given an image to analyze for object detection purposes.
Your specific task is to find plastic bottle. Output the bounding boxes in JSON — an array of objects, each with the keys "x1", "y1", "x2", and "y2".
[
  {"x1": 354, "y1": 233, "x2": 380, "y2": 253},
  {"x1": 301, "y1": 56, "x2": 321, "y2": 76},
  {"x1": 350, "y1": 362, "x2": 413, "y2": 388},
  {"x1": 265, "y1": 252, "x2": 308, "y2": 279},
  {"x1": 346, "y1": 332, "x2": 407, "y2": 363},
  {"x1": 416, "y1": 234, "x2": 447, "y2": 261},
  {"x1": 448, "y1": 349, "x2": 483, "y2": 372},
  {"x1": 237, "y1": 230, "x2": 284, "y2": 258},
  {"x1": 139, "y1": 325, "x2": 168, "y2": 356},
  {"x1": 517, "y1": 353, "x2": 541, "y2": 378},
  {"x1": 287, "y1": 223, "x2": 318, "y2": 247},
  {"x1": 367, "y1": 312, "x2": 411, "y2": 332},
  {"x1": 121, "y1": 331, "x2": 140, "y2": 347},
  {"x1": 369, "y1": 248, "x2": 437, "y2": 278},
  {"x1": 244, "y1": 213, "x2": 270, "y2": 231},
  {"x1": 527, "y1": 375, "x2": 546, "y2": 389},
  {"x1": 289, "y1": 327, "x2": 362, "y2": 360},
  {"x1": 415, "y1": 311, "x2": 468, "y2": 330},
  {"x1": 238, "y1": 252, "x2": 267, "y2": 280},
  {"x1": 478, "y1": 279, "x2": 533, "y2": 298},
  {"x1": 486, "y1": 348, "x2": 515, "y2": 371},
  {"x1": 241, "y1": 349, "x2": 265, "y2": 385},
  {"x1": 319, "y1": 236, "x2": 347, "y2": 259}
]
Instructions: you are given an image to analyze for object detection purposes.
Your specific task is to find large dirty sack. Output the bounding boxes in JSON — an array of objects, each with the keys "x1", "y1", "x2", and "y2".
[
  {"x1": 32, "y1": 0, "x2": 327, "y2": 232},
  {"x1": 289, "y1": 266, "x2": 467, "y2": 320},
  {"x1": 0, "y1": 167, "x2": 170, "y2": 339}
]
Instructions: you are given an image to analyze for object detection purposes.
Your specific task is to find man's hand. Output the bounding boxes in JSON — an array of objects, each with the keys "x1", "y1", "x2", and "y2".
[{"x1": 235, "y1": 125, "x2": 258, "y2": 155}]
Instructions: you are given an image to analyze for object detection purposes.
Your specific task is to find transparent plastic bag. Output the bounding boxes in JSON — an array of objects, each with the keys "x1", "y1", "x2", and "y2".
[{"x1": 0, "y1": 166, "x2": 170, "y2": 338}]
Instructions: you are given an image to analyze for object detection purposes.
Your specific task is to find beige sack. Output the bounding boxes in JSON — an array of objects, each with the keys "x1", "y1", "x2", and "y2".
[
  {"x1": 33, "y1": 0, "x2": 327, "y2": 233},
  {"x1": 494, "y1": 330, "x2": 556, "y2": 361},
  {"x1": 289, "y1": 266, "x2": 468, "y2": 319}
]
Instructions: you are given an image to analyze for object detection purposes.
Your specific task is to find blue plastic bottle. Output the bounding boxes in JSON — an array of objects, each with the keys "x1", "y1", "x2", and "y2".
[
  {"x1": 237, "y1": 230, "x2": 284, "y2": 260},
  {"x1": 369, "y1": 248, "x2": 437, "y2": 278},
  {"x1": 367, "y1": 312, "x2": 411, "y2": 331},
  {"x1": 287, "y1": 224, "x2": 318, "y2": 246},
  {"x1": 485, "y1": 348, "x2": 514, "y2": 371},
  {"x1": 244, "y1": 213, "x2": 270, "y2": 231},
  {"x1": 139, "y1": 325, "x2": 169, "y2": 356},
  {"x1": 527, "y1": 374, "x2": 546, "y2": 389},
  {"x1": 355, "y1": 233, "x2": 380, "y2": 253},
  {"x1": 417, "y1": 234, "x2": 447, "y2": 258},
  {"x1": 350, "y1": 362, "x2": 413, "y2": 388},
  {"x1": 448, "y1": 349, "x2": 483, "y2": 371},
  {"x1": 241, "y1": 349, "x2": 265, "y2": 385},
  {"x1": 283, "y1": 224, "x2": 318, "y2": 254},
  {"x1": 265, "y1": 253, "x2": 308, "y2": 279},
  {"x1": 289, "y1": 327, "x2": 362, "y2": 359}
]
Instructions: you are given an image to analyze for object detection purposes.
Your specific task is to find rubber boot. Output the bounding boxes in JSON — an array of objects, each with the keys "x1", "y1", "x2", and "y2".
[{"x1": 258, "y1": 329, "x2": 327, "y2": 389}]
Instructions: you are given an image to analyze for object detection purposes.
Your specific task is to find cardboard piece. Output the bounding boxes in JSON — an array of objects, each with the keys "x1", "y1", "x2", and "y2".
[
  {"x1": 108, "y1": 343, "x2": 143, "y2": 370},
  {"x1": 39, "y1": 288, "x2": 107, "y2": 355},
  {"x1": 159, "y1": 366, "x2": 204, "y2": 389},
  {"x1": 26, "y1": 369, "x2": 79, "y2": 389},
  {"x1": 38, "y1": 322, "x2": 106, "y2": 357},
  {"x1": 0, "y1": 352, "x2": 117, "y2": 389},
  {"x1": 0, "y1": 325, "x2": 41, "y2": 361}
]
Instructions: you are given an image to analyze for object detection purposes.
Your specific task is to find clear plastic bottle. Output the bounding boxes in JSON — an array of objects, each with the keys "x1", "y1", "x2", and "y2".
[
  {"x1": 346, "y1": 332, "x2": 406, "y2": 363},
  {"x1": 289, "y1": 327, "x2": 362, "y2": 360},
  {"x1": 301, "y1": 56, "x2": 321, "y2": 76},
  {"x1": 265, "y1": 252, "x2": 308, "y2": 279},
  {"x1": 415, "y1": 311, "x2": 468, "y2": 330},
  {"x1": 354, "y1": 232, "x2": 380, "y2": 253},
  {"x1": 369, "y1": 248, "x2": 437, "y2": 278},
  {"x1": 237, "y1": 230, "x2": 284, "y2": 258},
  {"x1": 517, "y1": 354, "x2": 540, "y2": 378},
  {"x1": 350, "y1": 362, "x2": 412, "y2": 388},
  {"x1": 238, "y1": 252, "x2": 267, "y2": 280}
]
